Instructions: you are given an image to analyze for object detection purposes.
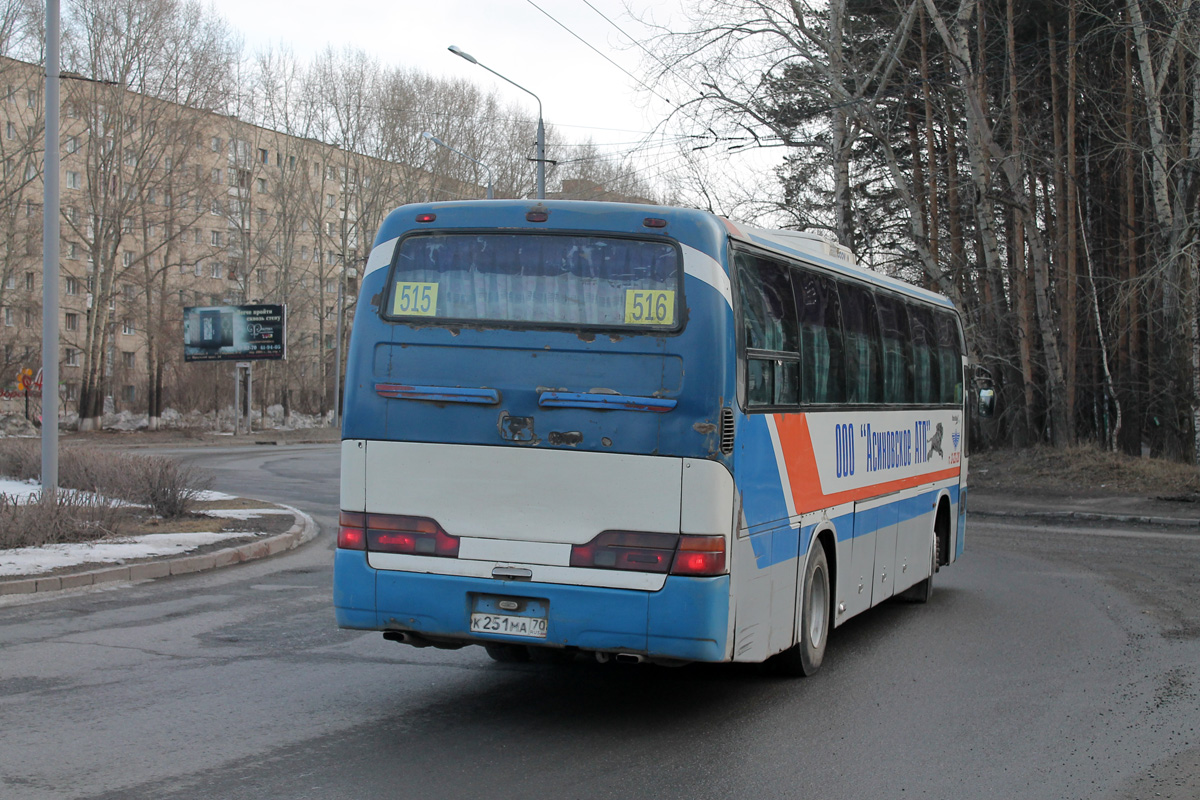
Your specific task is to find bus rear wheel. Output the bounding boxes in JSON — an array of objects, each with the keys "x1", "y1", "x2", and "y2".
[{"x1": 773, "y1": 545, "x2": 830, "y2": 677}]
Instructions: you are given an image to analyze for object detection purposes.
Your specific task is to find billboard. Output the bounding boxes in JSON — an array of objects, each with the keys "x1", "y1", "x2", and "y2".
[{"x1": 183, "y1": 304, "x2": 286, "y2": 362}]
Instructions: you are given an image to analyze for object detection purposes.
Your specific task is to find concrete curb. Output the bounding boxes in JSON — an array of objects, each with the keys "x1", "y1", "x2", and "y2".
[
  {"x1": 0, "y1": 504, "x2": 319, "y2": 597},
  {"x1": 972, "y1": 508, "x2": 1200, "y2": 528}
]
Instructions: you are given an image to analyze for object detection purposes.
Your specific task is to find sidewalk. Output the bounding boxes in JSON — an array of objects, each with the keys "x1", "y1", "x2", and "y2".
[
  {"x1": 970, "y1": 486, "x2": 1200, "y2": 527},
  {"x1": 0, "y1": 494, "x2": 318, "y2": 597}
]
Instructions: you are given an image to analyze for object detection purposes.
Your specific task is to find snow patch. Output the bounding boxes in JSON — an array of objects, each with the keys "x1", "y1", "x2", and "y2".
[{"x1": 0, "y1": 530, "x2": 269, "y2": 576}]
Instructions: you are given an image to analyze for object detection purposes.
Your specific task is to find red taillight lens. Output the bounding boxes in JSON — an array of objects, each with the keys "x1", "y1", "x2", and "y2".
[
  {"x1": 670, "y1": 535, "x2": 726, "y2": 576},
  {"x1": 365, "y1": 514, "x2": 459, "y2": 557},
  {"x1": 337, "y1": 511, "x2": 367, "y2": 550},
  {"x1": 643, "y1": 217, "x2": 668, "y2": 228},
  {"x1": 525, "y1": 210, "x2": 549, "y2": 222},
  {"x1": 415, "y1": 212, "x2": 437, "y2": 223},
  {"x1": 570, "y1": 531, "x2": 678, "y2": 573}
]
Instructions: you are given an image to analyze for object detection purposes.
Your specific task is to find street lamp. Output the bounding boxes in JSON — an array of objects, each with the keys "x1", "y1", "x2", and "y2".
[
  {"x1": 448, "y1": 45, "x2": 546, "y2": 199},
  {"x1": 333, "y1": 262, "x2": 358, "y2": 429},
  {"x1": 422, "y1": 131, "x2": 494, "y2": 199}
]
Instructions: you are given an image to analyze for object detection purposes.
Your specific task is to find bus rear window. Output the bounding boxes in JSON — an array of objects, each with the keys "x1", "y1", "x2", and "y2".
[{"x1": 385, "y1": 233, "x2": 681, "y2": 329}]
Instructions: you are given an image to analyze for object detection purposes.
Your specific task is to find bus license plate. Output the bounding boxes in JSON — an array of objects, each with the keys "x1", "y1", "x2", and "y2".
[{"x1": 470, "y1": 613, "x2": 548, "y2": 638}]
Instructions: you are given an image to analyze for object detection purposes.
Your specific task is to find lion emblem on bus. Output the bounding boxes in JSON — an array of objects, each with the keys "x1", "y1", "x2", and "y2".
[{"x1": 928, "y1": 422, "x2": 944, "y2": 460}]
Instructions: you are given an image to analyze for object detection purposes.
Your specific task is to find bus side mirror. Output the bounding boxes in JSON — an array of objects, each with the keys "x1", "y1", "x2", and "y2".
[{"x1": 978, "y1": 387, "x2": 996, "y2": 419}]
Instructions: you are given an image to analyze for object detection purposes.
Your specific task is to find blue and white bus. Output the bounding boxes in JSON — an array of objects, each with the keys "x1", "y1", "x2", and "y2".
[{"x1": 335, "y1": 199, "x2": 973, "y2": 674}]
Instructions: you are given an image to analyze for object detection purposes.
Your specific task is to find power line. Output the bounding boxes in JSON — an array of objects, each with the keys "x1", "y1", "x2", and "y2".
[
  {"x1": 577, "y1": 0, "x2": 709, "y2": 101},
  {"x1": 522, "y1": 0, "x2": 677, "y2": 108}
]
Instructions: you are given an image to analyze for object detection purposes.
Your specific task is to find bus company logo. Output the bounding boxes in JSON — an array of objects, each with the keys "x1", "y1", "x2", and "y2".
[
  {"x1": 952, "y1": 431, "x2": 961, "y2": 450},
  {"x1": 927, "y1": 423, "x2": 944, "y2": 460}
]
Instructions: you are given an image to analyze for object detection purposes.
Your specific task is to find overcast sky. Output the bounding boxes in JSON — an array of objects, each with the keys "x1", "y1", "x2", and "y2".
[{"x1": 206, "y1": 0, "x2": 687, "y2": 169}]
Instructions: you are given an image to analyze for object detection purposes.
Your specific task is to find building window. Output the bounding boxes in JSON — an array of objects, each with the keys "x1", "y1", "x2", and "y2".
[
  {"x1": 66, "y1": 135, "x2": 79, "y2": 154},
  {"x1": 65, "y1": 277, "x2": 78, "y2": 295},
  {"x1": 122, "y1": 385, "x2": 135, "y2": 403},
  {"x1": 256, "y1": 177, "x2": 267, "y2": 193},
  {"x1": 65, "y1": 383, "x2": 79, "y2": 400},
  {"x1": 3, "y1": 307, "x2": 12, "y2": 326},
  {"x1": 210, "y1": 262, "x2": 221, "y2": 279},
  {"x1": 211, "y1": 136, "x2": 222, "y2": 152},
  {"x1": 24, "y1": 272, "x2": 34, "y2": 291},
  {"x1": 121, "y1": 318, "x2": 135, "y2": 335},
  {"x1": 258, "y1": 147, "x2": 268, "y2": 164},
  {"x1": 255, "y1": 269, "x2": 265, "y2": 285},
  {"x1": 23, "y1": 309, "x2": 32, "y2": 326},
  {"x1": 326, "y1": 193, "x2": 336, "y2": 208},
  {"x1": 211, "y1": 230, "x2": 221, "y2": 246},
  {"x1": 211, "y1": 168, "x2": 221, "y2": 184},
  {"x1": 122, "y1": 350, "x2": 135, "y2": 368},
  {"x1": 64, "y1": 348, "x2": 79, "y2": 366},
  {"x1": 122, "y1": 252, "x2": 133, "y2": 267},
  {"x1": 66, "y1": 171, "x2": 80, "y2": 189},
  {"x1": 64, "y1": 312, "x2": 78, "y2": 331}
]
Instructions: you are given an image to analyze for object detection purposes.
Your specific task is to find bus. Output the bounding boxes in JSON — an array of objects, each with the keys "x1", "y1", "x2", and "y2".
[{"x1": 335, "y1": 199, "x2": 975, "y2": 675}]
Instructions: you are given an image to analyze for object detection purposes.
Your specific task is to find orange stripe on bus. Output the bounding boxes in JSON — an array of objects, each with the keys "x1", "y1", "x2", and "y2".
[{"x1": 773, "y1": 413, "x2": 961, "y2": 515}]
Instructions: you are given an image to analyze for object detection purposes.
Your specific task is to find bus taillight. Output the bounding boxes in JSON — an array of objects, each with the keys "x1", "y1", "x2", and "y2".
[
  {"x1": 338, "y1": 511, "x2": 367, "y2": 550},
  {"x1": 366, "y1": 513, "x2": 460, "y2": 557},
  {"x1": 670, "y1": 535, "x2": 726, "y2": 577},
  {"x1": 569, "y1": 531, "x2": 677, "y2": 573}
]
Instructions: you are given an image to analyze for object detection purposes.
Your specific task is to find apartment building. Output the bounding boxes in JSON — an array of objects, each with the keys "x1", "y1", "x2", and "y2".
[{"x1": 0, "y1": 54, "x2": 467, "y2": 421}]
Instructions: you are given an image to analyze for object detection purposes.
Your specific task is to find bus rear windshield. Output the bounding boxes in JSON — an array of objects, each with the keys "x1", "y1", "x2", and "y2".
[{"x1": 385, "y1": 233, "x2": 681, "y2": 329}]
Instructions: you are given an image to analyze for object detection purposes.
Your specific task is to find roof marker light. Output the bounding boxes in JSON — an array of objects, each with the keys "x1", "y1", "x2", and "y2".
[
  {"x1": 415, "y1": 212, "x2": 437, "y2": 223},
  {"x1": 526, "y1": 206, "x2": 549, "y2": 222},
  {"x1": 643, "y1": 217, "x2": 668, "y2": 228}
]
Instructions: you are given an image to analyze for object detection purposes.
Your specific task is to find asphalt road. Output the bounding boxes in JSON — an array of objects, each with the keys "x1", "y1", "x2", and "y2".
[{"x1": 1, "y1": 443, "x2": 1197, "y2": 799}]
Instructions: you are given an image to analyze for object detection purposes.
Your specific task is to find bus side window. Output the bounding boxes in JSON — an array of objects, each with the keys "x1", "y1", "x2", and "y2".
[
  {"x1": 839, "y1": 282, "x2": 881, "y2": 404},
  {"x1": 875, "y1": 294, "x2": 912, "y2": 404},
  {"x1": 908, "y1": 305, "x2": 940, "y2": 405},
  {"x1": 736, "y1": 253, "x2": 799, "y2": 408},
  {"x1": 935, "y1": 312, "x2": 964, "y2": 404},
  {"x1": 796, "y1": 269, "x2": 844, "y2": 404}
]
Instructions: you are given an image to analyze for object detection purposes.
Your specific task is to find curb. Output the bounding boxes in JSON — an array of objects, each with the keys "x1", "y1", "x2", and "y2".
[
  {"x1": 0, "y1": 504, "x2": 319, "y2": 597},
  {"x1": 972, "y1": 508, "x2": 1200, "y2": 528}
]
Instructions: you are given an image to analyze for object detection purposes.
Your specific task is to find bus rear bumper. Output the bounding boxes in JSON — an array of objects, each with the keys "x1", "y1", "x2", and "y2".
[{"x1": 333, "y1": 551, "x2": 730, "y2": 662}]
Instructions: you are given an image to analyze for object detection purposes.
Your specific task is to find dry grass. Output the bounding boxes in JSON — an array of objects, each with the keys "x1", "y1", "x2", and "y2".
[
  {"x1": 0, "y1": 491, "x2": 123, "y2": 549},
  {"x1": 972, "y1": 444, "x2": 1200, "y2": 497},
  {"x1": 0, "y1": 439, "x2": 211, "y2": 518}
]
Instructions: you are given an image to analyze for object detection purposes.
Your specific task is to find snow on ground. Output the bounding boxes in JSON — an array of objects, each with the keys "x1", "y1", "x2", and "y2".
[
  {"x1": 194, "y1": 489, "x2": 239, "y2": 501},
  {"x1": 0, "y1": 477, "x2": 40, "y2": 502},
  {"x1": 0, "y1": 531, "x2": 270, "y2": 576},
  {"x1": 196, "y1": 507, "x2": 292, "y2": 519},
  {"x1": 1, "y1": 478, "x2": 277, "y2": 578}
]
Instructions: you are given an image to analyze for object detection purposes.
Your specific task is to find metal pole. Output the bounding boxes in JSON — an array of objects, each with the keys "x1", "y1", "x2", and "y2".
[
  {"x1": 234, "y1": 367, "x2": 241, "y2": 436},
  {"x1": 333, "y1": 269, "x2": 343, "y2": 429},
  {"x1": 41, "y1": 0, "x2": 60, "y2": 497},
  {"x1": 246, "y1": 364, "x2": 252, "y2": 434},
  {"x1": 535, "y1": 116, "x2": 545, "y2": 200}
]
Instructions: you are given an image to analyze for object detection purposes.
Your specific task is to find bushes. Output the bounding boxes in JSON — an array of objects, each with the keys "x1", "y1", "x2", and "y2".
[
  {"x1": 0, "y1": 440, "x2": 212, "y2": 519},
  {"x1": 0, "y1": 490, "x2": 122, "y2": 549}
]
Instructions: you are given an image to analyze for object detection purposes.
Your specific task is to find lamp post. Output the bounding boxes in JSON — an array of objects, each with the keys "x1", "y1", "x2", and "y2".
[
  {"x1": 422, "y1": 131, "x2": 494, "y2": 199},
  {"x1": 448, "y1": 45, "x2": 545, "y2": 199},
  {"x1": 332, "y1": 263, "x2": 358, "y2": 429}
]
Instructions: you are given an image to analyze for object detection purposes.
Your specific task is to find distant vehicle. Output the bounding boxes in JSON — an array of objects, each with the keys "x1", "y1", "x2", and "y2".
[{"x1": 334, "y1": 199, "x2": 976, "y2": 674}]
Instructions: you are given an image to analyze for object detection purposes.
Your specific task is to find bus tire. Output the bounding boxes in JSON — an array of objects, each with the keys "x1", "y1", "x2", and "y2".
[
  {"x1": 902, "y1": 531, "x2": 939, "y2": 604},
  {"x1": 484, "y1": 643, "x2": 530, "y2": 663},
  {"x1": 774, "y1": 545, "x2": 830, "y2": 677}
]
